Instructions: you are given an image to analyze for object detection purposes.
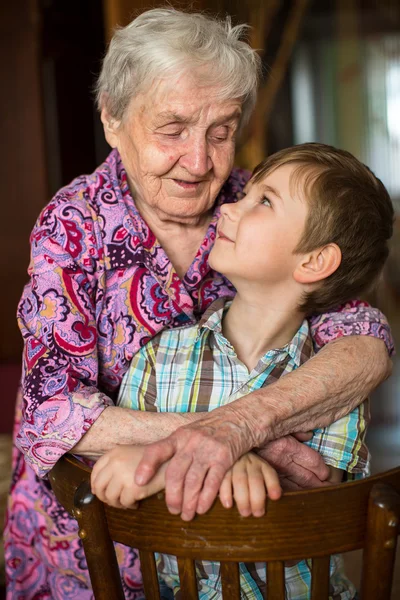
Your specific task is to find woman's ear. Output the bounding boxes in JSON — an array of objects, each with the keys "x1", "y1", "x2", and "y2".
[
  {"x1": 100, "y1": 97, "x2": 120, "y2": 148},
  {"x1": 293, "y1": 243, "x2": 342, "y2": 284}
]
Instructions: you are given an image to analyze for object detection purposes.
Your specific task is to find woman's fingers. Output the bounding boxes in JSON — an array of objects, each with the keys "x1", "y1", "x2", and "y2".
[
  {"x1": 135, "y1": 438, "x2": 177, "y2": 486},
  {"x1": 195, "y1": 463, "x2": 230, "y2": 517}
]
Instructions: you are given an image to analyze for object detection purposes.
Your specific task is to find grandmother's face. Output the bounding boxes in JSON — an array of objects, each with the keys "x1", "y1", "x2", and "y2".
[{"x1": 103, "y1": 74, "x2": 242, "y2": 224}]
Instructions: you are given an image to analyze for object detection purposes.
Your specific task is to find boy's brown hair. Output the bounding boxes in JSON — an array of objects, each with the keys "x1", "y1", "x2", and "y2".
[{"x1": 252, "y1": 142, "x2": 394, "y2": 314}]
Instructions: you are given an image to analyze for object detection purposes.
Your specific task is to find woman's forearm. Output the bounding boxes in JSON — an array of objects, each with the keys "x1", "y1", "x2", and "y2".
[
  {"x1": 227, "y1": 335, "x2": 391, "y2": 447},
  {"x1": 71, "y1": 406, "x2": 203, "y2": 459}
]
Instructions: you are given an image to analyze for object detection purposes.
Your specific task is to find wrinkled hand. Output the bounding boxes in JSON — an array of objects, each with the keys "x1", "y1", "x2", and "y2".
[
  {"x1": 256, "y1": 435, "x2": 330, "y2": 491},
  {"x1": 134, "y1": 409, "x2": 256, "y2": 521}
]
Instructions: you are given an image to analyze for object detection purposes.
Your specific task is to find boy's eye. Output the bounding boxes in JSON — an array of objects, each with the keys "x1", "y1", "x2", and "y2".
[{"x1": 261, "y1": 196, "x2": 272, "y2": 207}]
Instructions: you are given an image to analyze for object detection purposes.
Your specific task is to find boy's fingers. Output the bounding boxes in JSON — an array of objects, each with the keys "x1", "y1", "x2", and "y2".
[
  {"x1": 247, "y1": 473, "x2": 267, "y2": 517},
  {"x1": 262, "y1": 464, "x2": 282, "y2": 500},
  {"x1": 232, "y1": 470, "x2": 251, "y2": 517},
  {"x1": 91, "y1": 466, "x2": 113, "y2": 500},
  {"x1": 90, "y1": 455, "x2": 110, "y2": 490},
  {"x1": 219, "y1": 473, "x2": 233, "y2": 509},
  {"x1": 120, "y1": 486, "x2": 140, "y2": 508},
  {"x1": 104, "y1": 480, "x2": 124, "y2": 508}
]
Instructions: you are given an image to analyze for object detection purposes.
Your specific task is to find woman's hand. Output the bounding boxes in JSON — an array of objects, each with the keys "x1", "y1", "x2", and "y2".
[
  {"x1": 133, "y1": 405, "x2": 256, "y2": 521},
  {"x1": 132, "y1": 411, "x2": 330, "y2": 520},
  {"x1": 91, "y1": 445, "x2": 167, "y2": 508},
  {"x1": 218, "y1": 452, "x2": 281, "y2": 518},
  {"x1": 256, "y1": 435, "x2": 331, "y2": 491}
]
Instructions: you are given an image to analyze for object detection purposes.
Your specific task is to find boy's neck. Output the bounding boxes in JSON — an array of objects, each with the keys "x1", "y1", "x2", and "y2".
[{"x1": 222, "y1": 284, "x2": 306, "y2": 372}]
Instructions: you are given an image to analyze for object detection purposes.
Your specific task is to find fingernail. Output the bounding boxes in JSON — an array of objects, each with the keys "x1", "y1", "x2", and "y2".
[
  {"x1": 181, "y1": 513, "x2": 193, "y2": 522},
  {"x1": 168, "y1": 507, "x2": 180, "y2": 515}
]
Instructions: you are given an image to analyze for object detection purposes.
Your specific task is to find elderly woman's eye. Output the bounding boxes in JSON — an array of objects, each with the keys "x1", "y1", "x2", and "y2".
[
  {"x1": 210, "y1": 126, "x2": 229, "y2": 141},
  {"x1": 163, "y1": 131, "x2": 183, "y2": 137},
  {"x1": 158, "y1": 125, "x2": 184, "y2": 137}
]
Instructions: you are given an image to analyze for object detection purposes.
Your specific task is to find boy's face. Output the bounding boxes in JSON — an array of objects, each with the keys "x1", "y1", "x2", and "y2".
[{"x1": 209, "y1": 163, "x2": 309, "y2": 286}]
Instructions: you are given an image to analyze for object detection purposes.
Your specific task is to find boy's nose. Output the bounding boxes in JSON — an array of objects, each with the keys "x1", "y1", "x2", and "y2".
[{"x1": 220, "y1": 201, "x2": 240, "y2": 220}]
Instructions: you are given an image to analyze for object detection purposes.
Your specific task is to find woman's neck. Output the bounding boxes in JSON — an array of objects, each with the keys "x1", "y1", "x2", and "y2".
[
  {"x1": 134, "y1": 198, "x2": 213, "y2": 280},
  {"x1": 222, "y1": 285, "x2": 305, "y2": 372}
]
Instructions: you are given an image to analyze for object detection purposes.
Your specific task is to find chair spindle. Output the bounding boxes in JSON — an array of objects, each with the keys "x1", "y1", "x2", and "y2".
[
  {"x1": 266, "y1": 560, "x2": 285, "y2": 599},
  {"x1": 220, "y1": 560, "x2": 241, "y2": 598},
  {"x1": 360, "y1": 482, "x2": 400, "y2": 600},
  {"x1": 311, "y1": 555, "x2": 330, "y2": 599},
  {"x1": 177, "y1": 557, "x2": 198, "y2": 599},
  {"x1": 139, "y1": 550, "x2": 161, "y2": 599}
]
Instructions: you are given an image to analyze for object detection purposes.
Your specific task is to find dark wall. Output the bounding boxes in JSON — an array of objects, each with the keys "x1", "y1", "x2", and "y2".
[{"x1": 0, "y1": 0, "x2": 106, "y2": 363}]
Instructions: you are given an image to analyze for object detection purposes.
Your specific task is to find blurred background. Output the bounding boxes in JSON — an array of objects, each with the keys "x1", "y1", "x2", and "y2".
[{"x1": 0, "y1": 0, "x2": 399, "y2": 594}]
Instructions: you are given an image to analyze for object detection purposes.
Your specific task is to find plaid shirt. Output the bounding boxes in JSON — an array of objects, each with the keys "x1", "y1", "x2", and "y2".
[{"x1": 118, "y1": 298, "x2": 369, "y2": 600}]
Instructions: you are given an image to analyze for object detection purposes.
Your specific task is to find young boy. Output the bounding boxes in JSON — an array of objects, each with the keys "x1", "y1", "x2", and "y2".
[{"x1": 91, "y1": 143, "x2": 394, "y2": 599}]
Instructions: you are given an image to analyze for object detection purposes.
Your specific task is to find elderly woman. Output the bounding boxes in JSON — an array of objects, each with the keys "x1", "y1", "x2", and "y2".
[{"x1": 5, "y1": 8, "x2": 392, "y2": 600}]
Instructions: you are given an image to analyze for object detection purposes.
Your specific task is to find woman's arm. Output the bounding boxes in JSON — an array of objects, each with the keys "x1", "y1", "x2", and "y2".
[
  {"x1": 133, "y1": 334, "x2": 390, "y2": 520},
  {"x1": 71, "y1": 406, "x2": 203, "y2": 459}
]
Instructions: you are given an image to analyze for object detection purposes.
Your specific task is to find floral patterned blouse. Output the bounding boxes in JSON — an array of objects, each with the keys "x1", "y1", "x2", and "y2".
[{"x1": 4, "y1": 149, "x2": 393, "y2": 600}]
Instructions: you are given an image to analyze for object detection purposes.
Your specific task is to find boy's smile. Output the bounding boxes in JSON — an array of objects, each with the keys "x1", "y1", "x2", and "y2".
[{"x1": 210, "y1": 163, "x2": 309, "y2": 287}]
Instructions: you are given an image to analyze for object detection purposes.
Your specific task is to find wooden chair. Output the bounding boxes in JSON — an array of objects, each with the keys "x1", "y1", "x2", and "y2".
[{"x1": 49, "y1": 455, "x2": 400, "y2": 600}]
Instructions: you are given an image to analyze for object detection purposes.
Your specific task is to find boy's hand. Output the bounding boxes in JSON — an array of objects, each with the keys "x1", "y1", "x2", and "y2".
[
  {"x1": 91, "y1": 445, "x2": 167, "y2": 509},
  {"x1": 218, "y1": 452, "x2": 282, "y2": 518}
]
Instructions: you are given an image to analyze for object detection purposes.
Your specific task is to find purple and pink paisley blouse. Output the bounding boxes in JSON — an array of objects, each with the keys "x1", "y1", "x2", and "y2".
[{"x1": 4, "y1": 149, "x2": 393, "y2": 600}]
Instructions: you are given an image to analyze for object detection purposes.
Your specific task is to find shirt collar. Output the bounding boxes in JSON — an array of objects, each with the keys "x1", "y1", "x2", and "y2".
[
  {"x1": 198, "y1": 297, "x2": 232, "y2": 332},
  {"x1": 198, "y1": 298, "x2": 313, "y2": 367}
]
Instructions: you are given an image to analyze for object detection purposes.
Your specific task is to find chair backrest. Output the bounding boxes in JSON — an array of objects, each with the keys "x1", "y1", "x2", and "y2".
[{"x1": 49, "y1": 454, "x2": 400, "y2": 600}]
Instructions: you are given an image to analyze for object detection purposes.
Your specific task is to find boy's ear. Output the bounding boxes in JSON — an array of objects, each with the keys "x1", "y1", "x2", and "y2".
[
  {"x1": 100, "y1": 96, "x2": 121, "y2": 148},
  {"x1": 293, "y1": 243, "x2": 342, "y2": 284}
]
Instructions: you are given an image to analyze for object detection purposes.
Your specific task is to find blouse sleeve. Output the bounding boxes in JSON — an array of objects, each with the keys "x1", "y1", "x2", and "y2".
[
  {"x1": 309, "y1": 300, "x2": 394, "y2": 356},
  {"x1": 16, "y1": 195, "x2": 113, "y2": 478}
]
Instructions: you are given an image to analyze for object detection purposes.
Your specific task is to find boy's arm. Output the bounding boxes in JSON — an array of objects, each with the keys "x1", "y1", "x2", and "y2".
[
  {"x1": 91, "y1": 445, "x2": 169, "y2": 508},
  {"x1": 327, "y1": 466, "x2": 345, "y2": 483}
]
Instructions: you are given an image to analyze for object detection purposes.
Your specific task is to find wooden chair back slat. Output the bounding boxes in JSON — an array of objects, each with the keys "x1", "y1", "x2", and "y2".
[
  {"x1": 220, "y1": 560, "x2": 241, "y2": 598},
  {"x1": 49, "y1": 456, "x2": 400, "y2": 600},
  {"x1": 310, "y1": 555, "x2": 330, "y2": 599},
  {"x1": 360, "y1": 482, "x2": 400, "y2": 600},
  {"x1": 139, "y1": 550, "x2": 160, "y2": 599},
  {"x1": 266, "y1": 561, "x2": 285, "y2": 599},
  {"x1": 73, "y1": 481, "x2": 125, "y2": 600},
  {"x1": 177, "y1": 557, "x2": 198, "y2": 598}
]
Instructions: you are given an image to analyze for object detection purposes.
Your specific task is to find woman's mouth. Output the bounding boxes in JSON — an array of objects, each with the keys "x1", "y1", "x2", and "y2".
[{"x1": 173, "y1": 179, "x2": 202, "y2": 190}]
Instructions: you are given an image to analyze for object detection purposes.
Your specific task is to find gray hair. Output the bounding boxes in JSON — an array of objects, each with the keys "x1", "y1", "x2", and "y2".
[{"x1": 96, "y1": 8, "x2": 261, "y2": 129}]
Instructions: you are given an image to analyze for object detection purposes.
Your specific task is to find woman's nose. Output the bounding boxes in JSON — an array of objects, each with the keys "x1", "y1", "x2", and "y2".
[{"x1": 179, "y1": 136, "x2": 212, "y2": 177}]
